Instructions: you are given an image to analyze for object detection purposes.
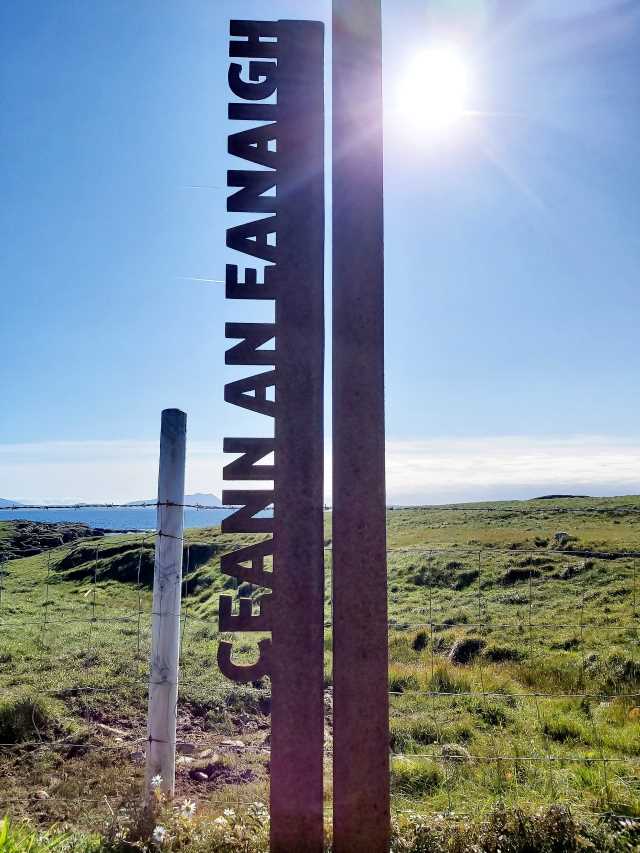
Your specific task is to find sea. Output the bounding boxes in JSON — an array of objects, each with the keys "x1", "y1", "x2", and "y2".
[{"x1": 0, "y1": 506, "x2": 234, "y2": 532}]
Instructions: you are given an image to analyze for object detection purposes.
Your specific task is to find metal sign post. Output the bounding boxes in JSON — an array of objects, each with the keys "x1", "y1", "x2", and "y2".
[
  {"x1": 218, "y1": 8, "x2": 389, "y2": 849},
  {"x1": 219, "y1": 20, "x2": 326, "y2": 853},
  {"x1": 332, "y1": 1, "x2": 390, "y2": 851}
]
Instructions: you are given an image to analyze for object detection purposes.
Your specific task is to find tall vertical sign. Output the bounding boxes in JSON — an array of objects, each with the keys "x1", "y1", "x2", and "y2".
[
  {"x1": 218, "y1": 20, "x2": 326, "y2": 853},
  {"x1": 332, "y1": 2, "x2": 390, "y2": 852}
]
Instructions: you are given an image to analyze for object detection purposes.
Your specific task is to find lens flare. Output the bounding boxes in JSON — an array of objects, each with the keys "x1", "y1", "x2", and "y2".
[{"x1": 398, "y1": 45, "x2": 472, "y2": 135}]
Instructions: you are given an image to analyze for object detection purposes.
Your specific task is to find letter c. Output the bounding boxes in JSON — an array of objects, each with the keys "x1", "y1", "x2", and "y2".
[{"x1": 217, "y1": 638, "x2": 272, "y2": 683}]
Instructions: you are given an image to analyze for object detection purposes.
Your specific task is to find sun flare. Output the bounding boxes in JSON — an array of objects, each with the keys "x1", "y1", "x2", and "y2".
[{"x1": 398, "y1": 45, "x2": 472, "y2": 135}]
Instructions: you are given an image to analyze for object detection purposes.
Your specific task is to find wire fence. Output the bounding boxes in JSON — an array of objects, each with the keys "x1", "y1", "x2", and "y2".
[{"x1": 1, "y1": 502, "x2": 639, "y2": 829}]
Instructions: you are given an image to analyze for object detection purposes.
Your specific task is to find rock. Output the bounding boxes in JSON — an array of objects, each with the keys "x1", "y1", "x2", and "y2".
[
  {"x1": 0, "y1": 520, "x2": 105, "y2": 562},
  {"x1": 559, "y1": 564, "x2": 582, "y2": 581},
  {"x1": 221, "y1": 739, "x2": 245, "y2": 749},
  {"x1": 441, "y1": 744, "x2": 471, "y2": 763},
  {"x1": 130, "y1": 750, "x2": 145, "y2": 762},
  {"x1": 502, "y1": 567, "x2": 541, "y2": 585},
  {"x1": 189, "y1": 770, "x2": 209, "y2": 783},
  {"x1": 96, "y1": 722, "x2": 128, "y2": 737},
  {"x1": 324, "y1": 689, "x2": 334, "y2": 713},
  {"x1": 203, "y1": 762, "x2": 257, "y2": 786},
  {"x1": 448, "y1": 637, "x2": 485, "y2": 665},
  {"x1": 176, "y1": 741, "x2": 197, "y2": 755}
]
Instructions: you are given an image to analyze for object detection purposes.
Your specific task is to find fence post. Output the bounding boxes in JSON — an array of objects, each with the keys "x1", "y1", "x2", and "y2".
[{"x1": 145, "y1": 408, "x2": 187, "y2": 801}]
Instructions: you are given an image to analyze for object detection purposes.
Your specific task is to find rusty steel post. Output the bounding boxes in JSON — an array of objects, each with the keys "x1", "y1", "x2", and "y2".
[
  {"x1": 332, "y1": 1, "x2": 390, "y2": 851},
  {"x1": 271, "y1": 20, "x2": 326, "y2": 853}
]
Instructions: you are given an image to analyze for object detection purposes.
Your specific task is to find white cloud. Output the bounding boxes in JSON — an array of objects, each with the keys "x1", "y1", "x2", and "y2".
[
  {"x1": 1, "y1": 435, "x2": 639, "y2": 505},
  {"x1": 0, "y1": 440, "x2": 225, "y2": 504},
  {"x1": 385, "y1": 436, "x2": 640, "y2": 504}
]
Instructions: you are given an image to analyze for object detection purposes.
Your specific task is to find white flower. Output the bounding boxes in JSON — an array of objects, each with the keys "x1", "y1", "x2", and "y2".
[
  {"x1": 213, "y1": 816, "x2": 228, "y2": 827},
  {"x1": 151, "y1": 774, "x2": 163, "y2": 789},
  {"x1": 152, "y1": 825, "x2": 167, "y2": 845},
  {"x1": 181, "y1": 799, "x2": 197, "y2": 818},
  {"x1": 223, "y1": 808, "x2": 236, "y2": 818}
]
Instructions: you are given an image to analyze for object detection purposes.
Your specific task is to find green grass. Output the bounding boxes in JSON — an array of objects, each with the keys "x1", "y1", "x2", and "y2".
[
  {"x1": 0, "y1": 816, "x2": 100, "y2": 852},
  {"x1": 1, "y1": 496, "x2": 640, "y2": 849}
]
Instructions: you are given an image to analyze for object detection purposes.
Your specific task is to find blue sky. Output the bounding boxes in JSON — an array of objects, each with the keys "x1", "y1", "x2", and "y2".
[{"x1": 1, "y1": 0, "x2": 640, "y2": 503}]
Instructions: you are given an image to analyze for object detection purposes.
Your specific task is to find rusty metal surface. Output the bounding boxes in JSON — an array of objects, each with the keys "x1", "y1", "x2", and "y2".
[
  {"x1": 219, "y1": 19, "x2": 325, "y2": 850},
  {"x1": 271, "y1": 21, "x2": 326, "y2": 852},
  {"x1": 332, "y1": 2, "x2": 390, "y2": 851}
]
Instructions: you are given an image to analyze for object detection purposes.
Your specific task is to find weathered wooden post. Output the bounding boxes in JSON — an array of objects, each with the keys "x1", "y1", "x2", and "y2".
[
  {"x1": 145, "y1": 408, "x2": 187, "y2": 800},
  {"x1": 219, "y1": 20, "x2": 326, "y2": 852},
  {"x1": 332, "y1": 1, "x2": 390, "y2": 850}
]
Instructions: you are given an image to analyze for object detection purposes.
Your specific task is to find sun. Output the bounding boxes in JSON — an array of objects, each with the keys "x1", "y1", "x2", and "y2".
[{"x1": 398, "y1": 45, "x2": 472, "y2": 135}]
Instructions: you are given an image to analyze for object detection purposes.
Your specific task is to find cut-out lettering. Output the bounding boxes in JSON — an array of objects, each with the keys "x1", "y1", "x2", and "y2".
[
  {"x1": 223, "y1": 437, "x2": 275, "y2": 480},
  {"x1": 220, "y1": 539, "x2": 274, "y2": 588},
  {"x1": 225, "y1": 323, "x2": 276, "y2": 366},
  {"x1": 221, "y1": 490, "x2": 274, "y2": 534},
  {"x1": 218, "y1": 638, "x2": 271, "y2": 682},
  {"x1": 227, "y1": 216, "x2": 277, "y2": 263},
  {"x1": 227, "y1": 170, "x2": 277, "y2": 214},
  {"x1": 228, "y1": 123, "x2": 278, "y2": 169},
  {"x1": 224, "y1": 370, "x2": 276, "y2": 417},
  {"x1": 230, "y1": 20, "x2": 279, "y2": 59},
  {"x1": 219, "y1": 593, "x2": 272, "y2": 632},
  {"x1": 225, "y1": 265, "x2": 277, "y2": 301},
  {"x1": 229, "y1": 61, "x2": 277, "y2": 101}
]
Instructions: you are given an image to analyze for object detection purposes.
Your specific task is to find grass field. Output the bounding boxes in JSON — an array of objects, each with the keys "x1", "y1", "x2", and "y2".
[{"x1": 1, "y1": 496, "x2": 640, "y2": 850}]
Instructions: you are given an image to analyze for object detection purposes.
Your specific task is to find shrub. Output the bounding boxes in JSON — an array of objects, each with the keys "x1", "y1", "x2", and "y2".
[
  {"x1": 441, "y1": 611, "x2": 469, "y2": 626},
  {"x1": 599, "y1": 653, "x2": 640, "y2": 691},
  {"x1": 448, "y1": 637, "x2": 485, "y2": 665},
  {"x1": 484, "y1": 643, "x2": 524, "y2": 663},
  {"x1": 412, "y1": 631, "x2": 428, "y2": 652},
  {"x1": 390, "y1": 720, "x2": 439, "y2": 752},
  {"x1": 389, "y1": 671, "x2": 420, "y2": 694},
  {"x1": 428, "y1": 665, "x2": 471, "y2": 695},
  {"x1": 391, "y1": 805, "x2": 638, "y2": 852},
  {"x1": 0, "y1": 695, "x2": 67, "y2": 744},
  {"x1": 454, "y1": 570, "x2": 479, "y2": 591},
  {"x1": 391, "y1": 757, "x2": 442, "y2": 796},
  {"x1": 502, "y1": 567, "x2": 542, "y2": 585},
  {"x1": 517, "y1": 657, "x2": 582, "y2": 693},
  {"x1": 542, "y1": 712, "x2": 589, "y2": 743},
  {"x1": 469, "y1": 699, "x2": 511, "y2": 727},
  {"x1": 518, "y1": 556, "x2": 552, "y2": 567},
  {"x1": 0, "y1": 818, "x2": 99, "y2": 853}
]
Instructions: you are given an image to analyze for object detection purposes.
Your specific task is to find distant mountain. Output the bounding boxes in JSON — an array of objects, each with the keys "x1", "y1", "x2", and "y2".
[
  {"x1": 0, "y1": 498, "x2": 22, "y2": 507},
  {"x1": 185, "y1": 493, "x2": 222, "y2": 507},
  {"x1": 533, "y1": 494, "x2": 590, "y2": 500},
  {"x1": 127, "y1": 492, "x2": 222, "y2": 507}
]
